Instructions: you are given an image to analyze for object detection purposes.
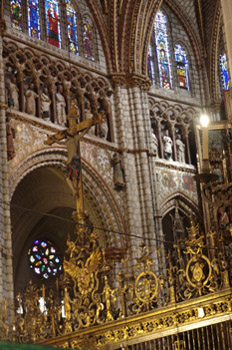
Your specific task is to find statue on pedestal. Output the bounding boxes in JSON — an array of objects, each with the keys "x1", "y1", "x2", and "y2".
[{"x1": 25, "y1": 83, "x2": 38, "y2": 116}]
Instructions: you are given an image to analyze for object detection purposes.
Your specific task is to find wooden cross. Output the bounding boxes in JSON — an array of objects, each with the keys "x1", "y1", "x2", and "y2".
[{"x1": 45, "y1": 101, "x2": 105, "y2": 222}]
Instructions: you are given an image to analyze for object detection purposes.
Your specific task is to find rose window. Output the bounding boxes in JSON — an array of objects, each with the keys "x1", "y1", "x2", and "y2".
[{"x1": 28, "y1": 239, "x2": 62, "y2": 279}]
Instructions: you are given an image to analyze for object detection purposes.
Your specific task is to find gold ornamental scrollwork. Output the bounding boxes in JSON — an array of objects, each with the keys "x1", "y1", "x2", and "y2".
[
  {"x1": 186, "y1": 255, "x2": 212, "y2": 295},
  {"x1": 134, "y1": 270, "x2": 158, "y2": 304}
]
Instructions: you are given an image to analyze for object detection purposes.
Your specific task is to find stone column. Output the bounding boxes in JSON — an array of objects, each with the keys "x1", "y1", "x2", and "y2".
[
  {"x1": 0, "y1": 37, "x2": 14, "y2": 302},
  {"x1": 111, "y1": 74, "x2": 158, "y2": 263}
]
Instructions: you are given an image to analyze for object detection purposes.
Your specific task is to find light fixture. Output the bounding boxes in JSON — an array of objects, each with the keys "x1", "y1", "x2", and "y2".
[{"x1": 200, "y1": 114, "x2": 209, "y2": 127}]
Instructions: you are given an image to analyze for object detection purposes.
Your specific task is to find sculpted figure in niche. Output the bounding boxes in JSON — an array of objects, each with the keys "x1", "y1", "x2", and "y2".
[
  {"x1": 8, "y1": 76, "x2": 19, "y2": 110},
  {"x1": 6, "y1": 117, "x2": 15, "y2": 160},
  {"x1": 176, "y1": 134, "x2": 185, "y2": 163},
  {"x1": 84, "y1": 101, "x2": 95, "y2": 136},
  {"x1": 41, "y1": 87, "x2": 51, "y2": 121},
  {"x1": 151, "y1": 132, "x2": 159, "y2": 157},
  {"x1": 163, "y1": 129, "x2": 173, "y2": 160},
  {"x1": 98, "y1": 109, "x2": 108, "y2": 140},
  {"x1": 25, "y1": 83, "x2": 38, "y2": 116},
  {"x1": 112, "y1": 152, "x2": 125, "y2": 190},
  {"x1": 56, "y1": 85, "x2": 66, "y2": 126}
]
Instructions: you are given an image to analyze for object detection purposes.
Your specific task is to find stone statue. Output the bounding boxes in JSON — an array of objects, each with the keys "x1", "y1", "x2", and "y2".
[
  {"x1": 84, "y1": 101, "x2": 95, "y2": 136},
  {"x1": 98, "y1": 109, "x2": 108, "y2": 139},
  {"x1": 151, "y1": 132, "x2": 159, "y2": 157},
  {"x1": 176, "y1": 134, "x2": 185, "y2": 163},
  {"x1": 8, "y1": 76, "x2": 19, "y2": 110},
  {"x1": 56, "y1": 85, "x2": 66, "y2": 126},
  {"x1": 41, "y1": 87, "x2": 51, "y2": 121},
  {"x1": 25, "y1": 83, "x2": 38, "y2": 116},
  {"x1": 163, "y1": 130, "x2": 173, "y2": 160},
  {"x1": 6, "y1": 117, "x2": 15, "y2": 160},
  {"x1": 112, "y1": 152, "x2": 125, "y2": 190}
]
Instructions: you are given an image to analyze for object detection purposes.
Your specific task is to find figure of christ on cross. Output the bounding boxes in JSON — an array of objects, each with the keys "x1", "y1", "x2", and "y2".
[{"x1": 45, "y1": 101, "x2": 106, "y2": 221}]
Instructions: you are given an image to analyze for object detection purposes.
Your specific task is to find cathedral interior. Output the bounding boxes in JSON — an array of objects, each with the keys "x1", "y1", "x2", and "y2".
[{"x1": 0, "y1": 0, "x2": 232, "y2": 349}]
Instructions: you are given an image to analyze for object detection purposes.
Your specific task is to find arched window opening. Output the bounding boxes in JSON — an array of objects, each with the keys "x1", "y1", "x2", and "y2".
[
  {"x1": 147, "y1": 45, "x2": 155, "y2": 84},
  {"x1": 154, "y1": 11, "x2": 172, "y2": 89},
  {"x1": 10, "y1": 0, "x2": 23, "y2": 31},
  {"x1": 45, "y1": 0, "x2": 61, "y2": 48},
  {"x1": 82, "y1": 16, "x2": 94, "y2": 61},
  {"x1": 9, "y1": 0, "x2": 98, "y2": 61},
  {"x1": 174, "y1": 43, "x2": 189, "y2": 90},
  {"x1": 27, "y1": 0, "x2": 41, "y2": 39},
  {"x1": 65, "y1": 0, "x2": 79, "y2": 55},
  {"x1": 219, "y1": 52, "x2": 230, "y2": 91}
]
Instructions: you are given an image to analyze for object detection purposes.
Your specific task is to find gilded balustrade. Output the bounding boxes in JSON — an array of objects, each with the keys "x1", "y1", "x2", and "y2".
[{"x1": 0, "y1": 215, "x2": 231, "y2": 349}]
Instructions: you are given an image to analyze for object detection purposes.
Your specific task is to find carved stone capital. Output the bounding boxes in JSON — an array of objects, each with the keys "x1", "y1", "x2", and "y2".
[
  {"x1": 109, "y1": 72, "x2": 126, "y2": 88},
  {"x1": 109, "y1": 72, "x2": 151, "y2": 91}
]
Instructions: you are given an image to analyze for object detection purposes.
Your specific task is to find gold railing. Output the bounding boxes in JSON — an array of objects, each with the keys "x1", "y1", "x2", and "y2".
[{"x1": 0, "y1": 214, "x2": 232, "y2": 349}]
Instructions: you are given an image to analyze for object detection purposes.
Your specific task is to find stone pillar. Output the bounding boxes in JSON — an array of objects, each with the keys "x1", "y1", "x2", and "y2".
[
  {"x1": 0, "y1": 37, "x2": 14, "y2": 302},
  {"x1": 111, "y1": 74, "x2": 158, "y2": 263}
]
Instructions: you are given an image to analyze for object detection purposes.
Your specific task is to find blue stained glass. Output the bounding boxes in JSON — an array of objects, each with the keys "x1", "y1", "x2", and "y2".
[
  {"x1": 45, "y1": 0, "x2": 61, "y2": 48},
  {"x1": 147, "y1": 45, "x2": 155, "y2": 84},
  {"x1": 10, "y1": 0, "x2": 22, "y2": 31},
  {"x1": 220, "y1": 53, "x2": 230, "y2": 91},
  {"x1": 34, "y1": 240, "x2": 39, "y2": 244},
  {"x1": 28, "y1": 0, "x2": 41, "y2": 39},
  {"x1": 154, "y1": 11, "x2": 172, "y2": 89},
  {"x1": 66, "y1": 0, "x2": 79, "y2": 55},
  {"x1": 41, "y1": 241, "x2": 47, "y2": 248},
  {"x1": 82, "y1": 17, "x2": 94, "y2": 60},
  {"x1": 174, "y1": 44, "x2": 189, "y2": 90}
]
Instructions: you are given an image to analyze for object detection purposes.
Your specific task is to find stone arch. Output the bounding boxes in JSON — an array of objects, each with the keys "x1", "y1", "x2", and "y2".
[
  {"x1": 160, "y1": 192, "x2": 199, "y2": 218},
  {"x1": 160, "y1": 192, "x2": 200, "y2": 250},
  {"x1": 142, "y1": 0, "x2": 204, "y2": 83},
  {"x1": 10, "y1": 147, "x2": 127, "y2": 293},
  {"x1": 209, "y1": 4, "x2": 222, "y2": 102},
  {"x1": 9, "y1": 147, "x2": 126, "y2": 243}
]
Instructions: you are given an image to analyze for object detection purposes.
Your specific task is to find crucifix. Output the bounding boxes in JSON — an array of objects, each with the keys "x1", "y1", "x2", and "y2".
[{"x1": 45, "y1": 100, "x2": 105, "y2": 223}]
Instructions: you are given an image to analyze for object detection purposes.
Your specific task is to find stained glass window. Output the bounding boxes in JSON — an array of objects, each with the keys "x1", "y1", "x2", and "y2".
[
  {"x1": 65, "y1": 0, "x2": 79, "y2": 55},
  {"x1": 10, "y1": 0, "x2": 23, "y2": 31},
  {"x1": 220, "y1": 53, "x2": 230, "y2": 91},
  {"x1": 174, "y1": 44, "x2": 189, "y2": 90},
  {"x1": 28, "y1": 0, "x2": 41, "y2": 39},
  {"x1": 148, "y1": 45, "x2": 155, "y2": 84},
  {"x1": 154, "y1": 11, "x2": 172, "y2": 89},
  {"x1": 28, "y1": 239, "x2": 63, "y2": 279},
  {"x1": 82, "y1": 17, "x2": 94, "y2": 60},
  {"x1": 45, "y1": 0, "x2": 61, "y2": 48}
]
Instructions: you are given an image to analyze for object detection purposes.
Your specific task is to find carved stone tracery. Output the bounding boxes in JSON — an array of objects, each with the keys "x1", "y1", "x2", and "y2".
[{"x1": 3, "y1": 40, "x2": 113, "y2": 141}]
